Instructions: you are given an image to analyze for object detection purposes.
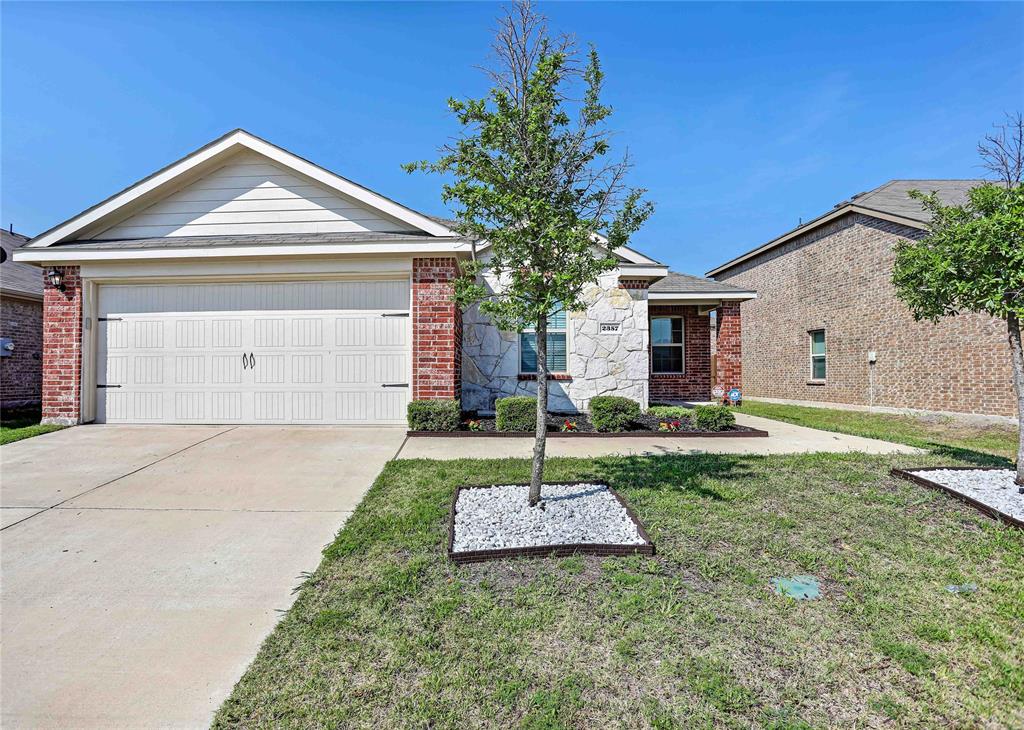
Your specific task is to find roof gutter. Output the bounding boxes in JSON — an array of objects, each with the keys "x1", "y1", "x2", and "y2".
[{"x1": 13, "y1": 240, "x2": 474, "y2": 265}]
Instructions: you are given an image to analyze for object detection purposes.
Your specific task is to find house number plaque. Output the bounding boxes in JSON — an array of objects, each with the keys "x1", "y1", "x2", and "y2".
[{"x1": 599, "y1": 322, "x2": 621, "y2": 334}]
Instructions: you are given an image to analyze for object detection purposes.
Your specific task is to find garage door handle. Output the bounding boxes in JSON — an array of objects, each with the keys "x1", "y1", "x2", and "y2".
[
  {"x1": 381, "y1": 383, "x2": 408, "y2": 388},
  {"x1": 249, "y1": 352, "x2": 255, "y2": 370}
]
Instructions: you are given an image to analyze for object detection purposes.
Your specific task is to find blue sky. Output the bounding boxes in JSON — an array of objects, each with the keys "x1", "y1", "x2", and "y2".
[{"x1": 2, "y1": 2, "x2": 1021, "y2": 275}]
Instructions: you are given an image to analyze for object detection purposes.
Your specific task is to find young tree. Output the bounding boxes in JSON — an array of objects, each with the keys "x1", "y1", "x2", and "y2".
[
  {"x1": 406, "y1": 1, "x2": 652, "y2": 505},
  {"x1": 892, "y1": 172, "x2": 1024, "y2": 484}
]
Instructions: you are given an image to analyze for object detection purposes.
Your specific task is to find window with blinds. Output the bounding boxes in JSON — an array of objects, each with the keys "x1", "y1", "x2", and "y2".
[{"x1": 520, "y1": 306, "x2": 567, "y2": 373}]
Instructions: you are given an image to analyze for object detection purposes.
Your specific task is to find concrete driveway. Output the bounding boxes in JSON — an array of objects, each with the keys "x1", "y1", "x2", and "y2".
[{"x1": 0, "y1": 425, "x2": 405, "y2": 729}]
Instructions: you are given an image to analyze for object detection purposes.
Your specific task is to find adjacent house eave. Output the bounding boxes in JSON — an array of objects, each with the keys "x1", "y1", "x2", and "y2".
[
  {"x1": 706, "y1": 204, "x2": 928, "y2": 278},
  {"x1": 648, "y1": 291, "x2": 758, "y2": 302}
]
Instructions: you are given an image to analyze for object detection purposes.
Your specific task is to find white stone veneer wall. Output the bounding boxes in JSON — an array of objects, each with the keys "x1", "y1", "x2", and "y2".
[{"x1": 461, "y1": 270, "x2": 649, "y2": 413}]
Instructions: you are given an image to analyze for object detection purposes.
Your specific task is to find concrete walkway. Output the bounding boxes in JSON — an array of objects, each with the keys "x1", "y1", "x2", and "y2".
[
  {"x1": 0, "y1": 425, "x2": 405, "y2": 729},
  {"x1": 396, "y1": 412, "x2": 923, "y2": 459}
]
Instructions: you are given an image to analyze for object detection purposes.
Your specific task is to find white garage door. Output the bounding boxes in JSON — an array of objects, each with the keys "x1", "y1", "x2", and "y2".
[{"x1": 95, "y1": 280, "x2": 410, "y2": 424}]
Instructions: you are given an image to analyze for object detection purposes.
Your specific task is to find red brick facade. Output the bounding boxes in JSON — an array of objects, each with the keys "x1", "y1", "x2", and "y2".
[
  {"x1": 715, "y1": 302, "x2": 743, "y2": 395},
  {"x1": 715, "y1": 213, "x2": 1016, "y2": 417},
  {"x1": 41, "y1": 266, "x2": 83, "y2": 424},
  {"x1": 0, "y1": 294, "x2": 43, "y2": 408},
  {"x1": 648, "y1": 305, "x2": 714, "y2": 402},
  {"x1": 412, "y1": 257, "x2": 462, "y2": 400}
]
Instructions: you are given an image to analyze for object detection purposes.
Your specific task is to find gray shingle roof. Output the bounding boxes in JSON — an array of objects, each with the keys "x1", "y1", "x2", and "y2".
[
  {"x1": 708, "y1": 179, "x2": 985, "y2": 277},
  {"x1": 50, "y1": 231, "x2": 468, "y2": 250},
  {"x1": 1, "y1": 229, "x2": 43, "y2": 299},
  {"x1": 840, "y1": 179, "x2": 984, "y2": 223},
  {"x1": 650, "y1": 271, "x2": 753, "y2": 294}
]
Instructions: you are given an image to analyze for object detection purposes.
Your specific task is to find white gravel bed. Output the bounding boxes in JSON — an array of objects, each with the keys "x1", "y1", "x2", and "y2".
[
  {"x1": 911, "y1": 469, "x2": 1023, "y2": 523},
  {"x1": 452, "y1": 483, "x2": 648, "y2": 552}
]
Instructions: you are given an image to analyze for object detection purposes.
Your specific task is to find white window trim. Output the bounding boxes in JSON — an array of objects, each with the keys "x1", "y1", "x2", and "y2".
[
  {"x1": 651, "y1": 315, "x2": 685, "y2": 374},
  {"x1": 519, "y1": 309, "x2": 570, "y2": 374},
  {"x1": 809, "y1": 329, "x2": 826, "y2": 381}
]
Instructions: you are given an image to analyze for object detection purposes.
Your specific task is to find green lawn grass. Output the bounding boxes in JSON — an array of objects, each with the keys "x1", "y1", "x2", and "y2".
[
  {"x1": 0, "y1": 409, "x2": 64, "y2": 445},
  {"x1": 215, "y1": 452, "x2": 1024, "y2": 728},
  {"x1": 736, "y1": 400, "x2": 1019, "y2": 464}
]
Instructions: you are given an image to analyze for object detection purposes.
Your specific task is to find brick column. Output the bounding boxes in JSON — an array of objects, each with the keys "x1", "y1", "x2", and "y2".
[
  {"x1": 412, "y1": 257, "x2": 462, "y2": 400},
  {"x1": 41, "y1": 266, "x2": 83, "y2": 425},
  {"x1": 715, "y1": 301, "x2": 742, "y2": 394}
]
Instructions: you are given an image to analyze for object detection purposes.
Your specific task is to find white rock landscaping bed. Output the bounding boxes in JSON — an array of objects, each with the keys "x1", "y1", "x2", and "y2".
[
  {"x1": 907, "y1": 468, "x2": 1023, "y2": 526},
  {"x1": 451, "y1": 483, "x2": 651, "y2": 558}
]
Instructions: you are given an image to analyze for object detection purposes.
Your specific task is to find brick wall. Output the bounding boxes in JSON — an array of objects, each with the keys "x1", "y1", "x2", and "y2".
[
  {"x1": 715, "y1": 213, "x2": 1017, "y2": 417},
  {"x1": 0, "y1": 294, "x2": 43, "y2": 408},
  {"x1": 648, "y1": 305, "x2": 712, "y2": 401},
  {"x1": 715, "y1": 302, "x2": 742, "y2": 395},
  {"x1": 412, "y1": 257, "x2": 462, "y2": 400},
  {"x1": 41, "y1": 267, "x2": 82, "y2": 424}
]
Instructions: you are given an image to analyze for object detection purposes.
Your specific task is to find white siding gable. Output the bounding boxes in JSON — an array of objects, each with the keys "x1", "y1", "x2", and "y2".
[{"x1": 90, "y1": 151, "x2": 419, "y2": 239}]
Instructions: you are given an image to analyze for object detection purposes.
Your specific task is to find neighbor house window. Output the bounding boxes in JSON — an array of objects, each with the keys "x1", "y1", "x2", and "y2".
[
  {"x1": 809, "y1": 329, "x2": 826, "y2": 380},
  {"x1": 651, "y1": 316, "x2": 684, "y2": 373},
  {"x1": 520, "y1": 306, "x2": 567, "y2": 373}
]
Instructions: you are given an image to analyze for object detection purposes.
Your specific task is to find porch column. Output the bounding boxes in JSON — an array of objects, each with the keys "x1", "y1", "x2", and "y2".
[
  {"x1": 715, "y1": 301, "x2": 742, "y2": 394},
  {"x1": 411, "y1": 257, "x2": 462, "y2": 400},
  {"x1": 41, "y1": 266, "x2": 83, "y2": 425}
]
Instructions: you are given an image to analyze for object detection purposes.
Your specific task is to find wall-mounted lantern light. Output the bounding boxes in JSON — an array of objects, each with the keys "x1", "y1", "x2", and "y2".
[{"x1": 46, "y1": 268, "x2": 65, "y2": 292}]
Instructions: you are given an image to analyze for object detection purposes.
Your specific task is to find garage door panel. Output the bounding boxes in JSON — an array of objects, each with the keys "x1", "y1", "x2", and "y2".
[
  {"x1": 174, "y1": 392, "x2": 206, "y2": 420},
  {"x1": 175, "y1": 356, "x2": 205, "y2": 384},
  {"x1": 292, "y1": 319, "x2": 323, "y2": 347},
  {"x1": 373, "y1": 318, "x2": 407, "y2": 347},
  {"x1": 175, "y1": 320, "x2": 206, "y2": 348},
  {"x1": 97, "y1": 281, "x2": 410, "y2": 425},
  {"x1": 211, "y1": 320, "x2": 243, "y2": 348}
]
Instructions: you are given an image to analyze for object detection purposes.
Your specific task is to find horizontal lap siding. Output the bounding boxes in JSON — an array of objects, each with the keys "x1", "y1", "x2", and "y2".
[{"x1": 91, "y1": 151, "x2": 419, "y2": 240}]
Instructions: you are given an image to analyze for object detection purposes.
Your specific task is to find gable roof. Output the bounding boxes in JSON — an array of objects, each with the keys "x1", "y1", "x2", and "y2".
[
  {"x1": 0, "y1": 229, "x2": 43, "y2": 300},
  {"x1": 25, "y1": 129, "x2": 458, "y2": 248},
  {"x1": 707, "y1": 179, "x2": 984, "y2": 278}
]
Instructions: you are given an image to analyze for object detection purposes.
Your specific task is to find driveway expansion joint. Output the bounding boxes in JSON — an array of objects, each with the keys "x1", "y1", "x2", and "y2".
[{"x1": 0, "y1": 427, "x2": 237, "y2": 531}]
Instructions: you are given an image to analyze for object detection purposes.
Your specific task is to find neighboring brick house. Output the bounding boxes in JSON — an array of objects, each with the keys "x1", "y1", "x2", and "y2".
[
  {"x1": 708, "y1": 179, "x2": 1017, "y2": 418},
  {"x1": 14, "y1": 129, "x2": 753, "y2": 425},
  {"x1": 1, "y1": 229, "x2": 44, "y2": 409}
]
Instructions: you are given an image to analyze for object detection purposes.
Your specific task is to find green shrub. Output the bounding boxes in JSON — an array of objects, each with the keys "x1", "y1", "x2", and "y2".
[
  {"x1": 589, "y1": 396, "x2": 641, "y2": 432},
  {"x1": 691, "y1": 404, "x2": 735, "y2": 431},
  {"x1": 407, "y1": 399, "x2": 461, "y2": 432},
  {"x1": 647, "y1": 405, "x2": 691, "y2": 419},
  {"x1": 495, "y1": 396, "x2": 536, "y2": 432}
]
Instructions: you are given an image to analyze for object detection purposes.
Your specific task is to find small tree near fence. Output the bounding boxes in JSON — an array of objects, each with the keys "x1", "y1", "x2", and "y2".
[
  {"x1": 406, "y1": 1, "x2": 652, "y2": 506},
  {"x1": 892, "y1": 113, "x2": 1024, "y2": 484}
]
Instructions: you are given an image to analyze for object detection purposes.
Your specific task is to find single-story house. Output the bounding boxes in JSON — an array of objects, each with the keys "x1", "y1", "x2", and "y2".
[
  {"x1": 15, "y1": 129, "x2": 755, "y2": 426},
  {"x1": 708, "y1": 179, "x2": 1017, "y2": 418},
  {"x1": 1, "y1": 228, "x2": 44, "y2": 409}
]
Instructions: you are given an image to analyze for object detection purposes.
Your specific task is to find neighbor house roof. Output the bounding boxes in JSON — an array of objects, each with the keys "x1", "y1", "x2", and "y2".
[
  {"x1": 0, "y1": 229, "x2": 43, "y2": 300},
  {"x1": 707, "y1": 179, "x2": 985, "y2": 278},
  {"x1": 648, "y1": 271, "x2": 756, "y2": 301}
]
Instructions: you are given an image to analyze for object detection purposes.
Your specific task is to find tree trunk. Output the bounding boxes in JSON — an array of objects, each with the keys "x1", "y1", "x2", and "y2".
[
  {"x1": 529, "y1": 316, "x2": 548, "y2": 506},
  {"x1": 1007, "y1": 312, "x2": 1024, "y2": 486}
]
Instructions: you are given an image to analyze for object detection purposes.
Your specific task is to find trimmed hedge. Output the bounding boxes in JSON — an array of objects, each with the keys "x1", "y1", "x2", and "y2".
[
  {"x1": 692, "y1": 404, "x2": 736, "y2": 431},
  {"x1": 407, "y1": 399, "x2": 461, "y2": 432},
  {"x1": 495, "y1": 396, "x2": 537, "y2": 432},
  {"x1": 647, "y1": 405, "x2": 691, "y2": 419},
  {"x1": 589, "y1": 395, "x2": 641, "y2": 432}
]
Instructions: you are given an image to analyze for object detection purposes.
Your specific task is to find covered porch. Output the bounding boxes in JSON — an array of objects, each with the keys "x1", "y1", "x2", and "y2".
[{"x1": 639, "y1": 272, "x2": 756, "y2": 402}]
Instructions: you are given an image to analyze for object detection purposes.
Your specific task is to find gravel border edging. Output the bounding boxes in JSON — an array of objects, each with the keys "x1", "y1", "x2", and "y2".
[
  {"x1": 448, "y1": 481, "x2": 656, "y2": 564},
  {"x1": 891, "y1": 467, "x2": 1024, "y2": 529},
  {"x1": 411, "y1": 426, "x2": 768, "y2": 438}
]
